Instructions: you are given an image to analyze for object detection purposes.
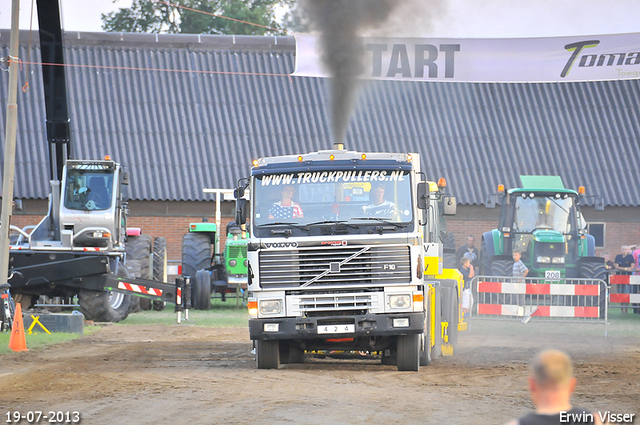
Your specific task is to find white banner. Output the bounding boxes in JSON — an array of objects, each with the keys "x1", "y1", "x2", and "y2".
[{"x1": 294, "y1": 33, "x2": 640, "y2": 83}]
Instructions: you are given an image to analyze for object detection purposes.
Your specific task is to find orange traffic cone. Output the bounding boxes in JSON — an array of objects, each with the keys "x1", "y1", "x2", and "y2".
[{"x1": 8, "y1": 303, "x2": 28, "y2": 352}]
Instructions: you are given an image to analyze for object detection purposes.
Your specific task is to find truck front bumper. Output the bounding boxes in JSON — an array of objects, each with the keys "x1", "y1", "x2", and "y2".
[{"x1": 249, "y1": 312, "x2": 425, "y2": 341}]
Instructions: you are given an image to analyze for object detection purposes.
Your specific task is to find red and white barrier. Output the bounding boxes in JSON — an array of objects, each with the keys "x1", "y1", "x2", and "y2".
[
  {"x1": 477, "y1": 304, "x2": 599, "y2": 318},
  {"x1": 609, "y1": 275, "x2": 640, "y2": 285},
  {"x1": 477, "y1": 281, "x2": 600, "y2": 296},
  {"x1": 117, "y1": 281, "x2": 163, "y2": 297}
]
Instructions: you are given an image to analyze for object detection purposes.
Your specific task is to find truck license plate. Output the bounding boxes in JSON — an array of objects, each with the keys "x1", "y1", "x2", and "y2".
[
  {"x1": 317, "y1": 324, "x2": 355, "y2": 334},
  {"x1": 545, "y1": 270, "x2": 561, "y2": 279}
]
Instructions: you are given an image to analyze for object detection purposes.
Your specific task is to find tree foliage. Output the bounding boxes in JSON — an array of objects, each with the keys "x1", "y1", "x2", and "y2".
[{"x1": 101, "y1": 0, "x2": 295, "y2": 35}]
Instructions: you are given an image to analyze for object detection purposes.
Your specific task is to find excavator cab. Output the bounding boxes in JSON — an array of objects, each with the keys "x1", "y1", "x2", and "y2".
[{"x1": 58, "y1": 159, "x2": 124, "y2": 249}]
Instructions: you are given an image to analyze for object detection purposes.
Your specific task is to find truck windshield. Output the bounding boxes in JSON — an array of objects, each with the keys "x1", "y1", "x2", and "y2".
[
  {"x1": 253, "y1": 169, "x2": 413, "y2": 227},
  {"x1": 63, "y1": 170, "x2": 114, "y2": 211},
  {"x1": 513, "y1": 196, "x2": 575, "y2": 233}
]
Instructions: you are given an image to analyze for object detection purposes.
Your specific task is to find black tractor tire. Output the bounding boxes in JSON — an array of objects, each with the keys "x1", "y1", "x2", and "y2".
[
  {"x1": 397, "y1": 333, "x2": 420, "y2": 371},
  {"x1": 126, "y1": 234, "x2": 153, "y2": 279},
  {"x1": 441, "y1": 232, "x2": 456, "y2": 251},
  {"x1": 182, "y1": 233, "x2": 212, "y2": 280},
  {"x1": 579, "y1": 260, "x2": 607, "y2": 318},
  {"x1": 579, "y1": 260, "x2": 607, "y2": 282},
  {"x1": 125, "y1": 260, "x2": 145, "y2": 312},
  {"x1": 192, "y1": 269, "x2": 212, "y2": 310},
  {"x1": 491, "y1": 259, "x2": 513, "y2": 277},
  {"x1": 480, "y1": 238, "x2": 492, "y2": 276},
  {"x1": 79, "y1": 265, "x2": 132, "y2": 323},
  {"x1": 152, "y1": 237, "x2": 167, "y2": 311},
  {"x1": 256, "y1": 339, "x2": 280, "y2": 369}
]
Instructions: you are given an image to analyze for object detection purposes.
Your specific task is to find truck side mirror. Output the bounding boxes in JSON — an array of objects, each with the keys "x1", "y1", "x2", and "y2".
[
  {"x1": 417, "y1": 182, "x2": 428, "y2": 210},
  {"x1": 235, "y1": 198, "x2": 247, "y2": 225},
  {"x1": 121, "y1": 172, "x2": 129, "y2": 186},
  {"x1": 443, "y1": 195, "x2": 457, "y2": 216},
  {"x1": 234, "y1": 186, "x2": 244, "y2": 199}
]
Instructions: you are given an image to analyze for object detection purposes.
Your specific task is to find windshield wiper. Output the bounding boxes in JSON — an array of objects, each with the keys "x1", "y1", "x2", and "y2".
[
  {"x1": 257, "y1": 222, "x2": 309, "y2": 231},
  {"x1": 305, "y1": 220, "x2": 359, "y2": 229},
  {"x1": 350, "y1": 217, "x2": 407, "y2": 228}
]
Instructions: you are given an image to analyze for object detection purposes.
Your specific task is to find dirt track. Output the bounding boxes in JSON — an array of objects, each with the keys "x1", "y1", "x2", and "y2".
[{"x1": 1, "y1": 321, "x2": 639, "y2": 425}]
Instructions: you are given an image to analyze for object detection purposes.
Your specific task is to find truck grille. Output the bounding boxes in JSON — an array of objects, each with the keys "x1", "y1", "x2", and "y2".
[
  {"x1": 258, "y1": 245, "x2": 411, "y2": 288},
  {"x1": 228, "y1": 245, "x2": 247, "y2": 259},
  {"x1": 294, "y1": 294, "x2": 377, "y2": 316}
]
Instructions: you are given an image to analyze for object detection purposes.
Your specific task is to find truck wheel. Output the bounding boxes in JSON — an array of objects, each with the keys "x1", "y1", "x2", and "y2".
[
  {"x1": 193, "y1": 269, "x2": 211, "y2": 310},
  {"x1": 79, "y1": 264, "x2": 133, "y2": 323},
  {"x1": 182, "y1": 233, "x2": 211, "y2": 280},
  {"x1": 396, "y1": 333, "x2": 420, "y2": 371},
  {"x1": 152, "y1": 237, "x2": 167, "y2": 311},
  {"x1": 256, "y1": 340, "x2": 280, "y2": 369}
]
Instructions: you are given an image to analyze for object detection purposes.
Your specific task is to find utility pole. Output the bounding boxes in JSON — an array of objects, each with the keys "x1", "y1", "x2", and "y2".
[{"x1": 0, "y1": 0, "x2": 21, "y2": 287}]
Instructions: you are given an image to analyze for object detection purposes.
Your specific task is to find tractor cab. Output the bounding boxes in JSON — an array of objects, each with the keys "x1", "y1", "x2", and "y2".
[{"x1": 483, "y1": 175, "x2": 604, "y2": 279}]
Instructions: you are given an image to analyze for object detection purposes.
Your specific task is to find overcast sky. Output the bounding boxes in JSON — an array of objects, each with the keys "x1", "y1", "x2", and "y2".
[{"x1": 0, "y1": 0, "x2": 639, "y2": 38}]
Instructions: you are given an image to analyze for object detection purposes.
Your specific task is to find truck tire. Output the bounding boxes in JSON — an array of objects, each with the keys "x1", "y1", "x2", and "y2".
[
  {"x1": 192, "y1": 269, "x2": 211, "y2": 310},
  {"x1": 256, "y1": 339, "x2": 280, "y2": 369},
  {"x1": 152, "y1": 237, "x2": 167, "y2": 311},
  {"x1": 397, "y1": 333, "x2": 420, "y2": 371},
  {"x1": 79, "y1": 263, "x2": 132, "y2": 322},
  {"x1": 182, "y1": 233, "x2": 211, "y2": 280},
  {"x1": 579, "y1": 259, "x2": 607, "y2": 318}
]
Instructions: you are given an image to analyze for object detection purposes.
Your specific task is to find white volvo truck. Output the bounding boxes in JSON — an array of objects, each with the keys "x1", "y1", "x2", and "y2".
[{"x1": 234, "y1": 146, "x2": 465, "y2": 371}]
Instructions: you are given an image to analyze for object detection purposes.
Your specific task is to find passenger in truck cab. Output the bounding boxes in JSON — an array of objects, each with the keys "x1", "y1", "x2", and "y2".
[
  {"x1": 268, "y1": 185, "x2": 304, "y2": 220},
  {"x1": 363, "y1": 184, "x2": 397, "y2": 218}
]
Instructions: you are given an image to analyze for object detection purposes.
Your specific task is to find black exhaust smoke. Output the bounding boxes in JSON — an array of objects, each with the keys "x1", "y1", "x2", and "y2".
[{"x1": 302, "y1": 0, "x2": 398, "y2": 146}]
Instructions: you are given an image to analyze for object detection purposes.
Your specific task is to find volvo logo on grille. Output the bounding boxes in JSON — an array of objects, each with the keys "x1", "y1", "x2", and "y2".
[
  {"x1": 262, "y1": 241, "x2": 298, "y2": 249},
  {"x1": 330, "y1": 262, "x2": 340, "y2": 273}
]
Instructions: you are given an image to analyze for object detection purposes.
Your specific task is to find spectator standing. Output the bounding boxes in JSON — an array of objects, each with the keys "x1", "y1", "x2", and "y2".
[
  {"x1": 456, "y1": 235, "x2": 479, "y2": 270},
  {"x1": 632, "y1": 244, "x2": 640, "y2": 314},
  {"x1": 614, "y1": 245, "x2": 634, "y2": 314},
  {"x1": 503, "y1": 349, "x2": 602, "y2": 425},
  {"x1": 513, "y1": 250, "x2": 529, "y2": 308},
  {"x1": 459, "y1": 257, "x2": 474, "y2": 318}
]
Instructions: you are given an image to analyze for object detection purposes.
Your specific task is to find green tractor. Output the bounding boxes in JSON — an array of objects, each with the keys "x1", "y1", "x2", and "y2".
[
  {"x1": 481, "y1": 175, "x2": 605, "y2": 280},
  {"x1": 181, "y1": 220, "x2": 249, "y2": 310}
]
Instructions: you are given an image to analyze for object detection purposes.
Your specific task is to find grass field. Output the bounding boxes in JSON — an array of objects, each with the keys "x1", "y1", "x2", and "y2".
[{"x1": 1, "y1": 300, "x2": 638, "y2": 355}]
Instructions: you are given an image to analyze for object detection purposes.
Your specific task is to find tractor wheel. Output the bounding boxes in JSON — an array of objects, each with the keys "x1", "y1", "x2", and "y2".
[
  {"x1": 441, "y1": 232, "x2": 456, "y2": 251},
  {"x1": 182, "y1": 233, "x2": 212, "y2": 280},
  {"x1": 579, "y1": 261, "x2": 607, "y2": 282},
  {"x1": 152, "y1": 237, "x2": 167, "y2": 311},
  {"x1": 397, "y1": 333, "x2": 420, "y2": 371},
  {"x1": 256, "y1": 339, "x2": 280, "y2": 369},
  {"x1": 126, "y1": 234, "x2": 153, "y2": 279},
  {"x1": 192, "y1": 269, "x2": 211, "y2": 310},
  {"x1": 480, "y1": 238, "x2": 492, "y2": 276},
  {"x1": 491, "y1": 259, "x2": 513, "y2": 277},
  {"x1": 125, "y1": 260, "x2": 145, "y2": 312},
  {"x1": 79, "y1": 265, "x2": 132, "y2": 323}
]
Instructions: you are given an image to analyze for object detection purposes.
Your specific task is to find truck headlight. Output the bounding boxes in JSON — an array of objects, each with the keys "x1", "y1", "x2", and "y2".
[
  {"x1": 229, "y1": 259, "x2": 237, "y2": 267},
  {"x1": 537, "y1": 256, "x2": 551, "y2": 264},
  {"x1": 552, "y1": 257, "x2": 565, "y2": 264},
  {"x1": 389, "y1": 295, "x2": 411, "y2": 309},
  {"x1": 259, "y1": 300, "x2": 282, "y2": 315}
]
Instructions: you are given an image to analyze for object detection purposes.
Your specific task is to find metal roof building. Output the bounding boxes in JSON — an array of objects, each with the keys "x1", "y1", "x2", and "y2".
[{"x1": 1, "y1": 30, "x2": 639, "y2": 207}]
